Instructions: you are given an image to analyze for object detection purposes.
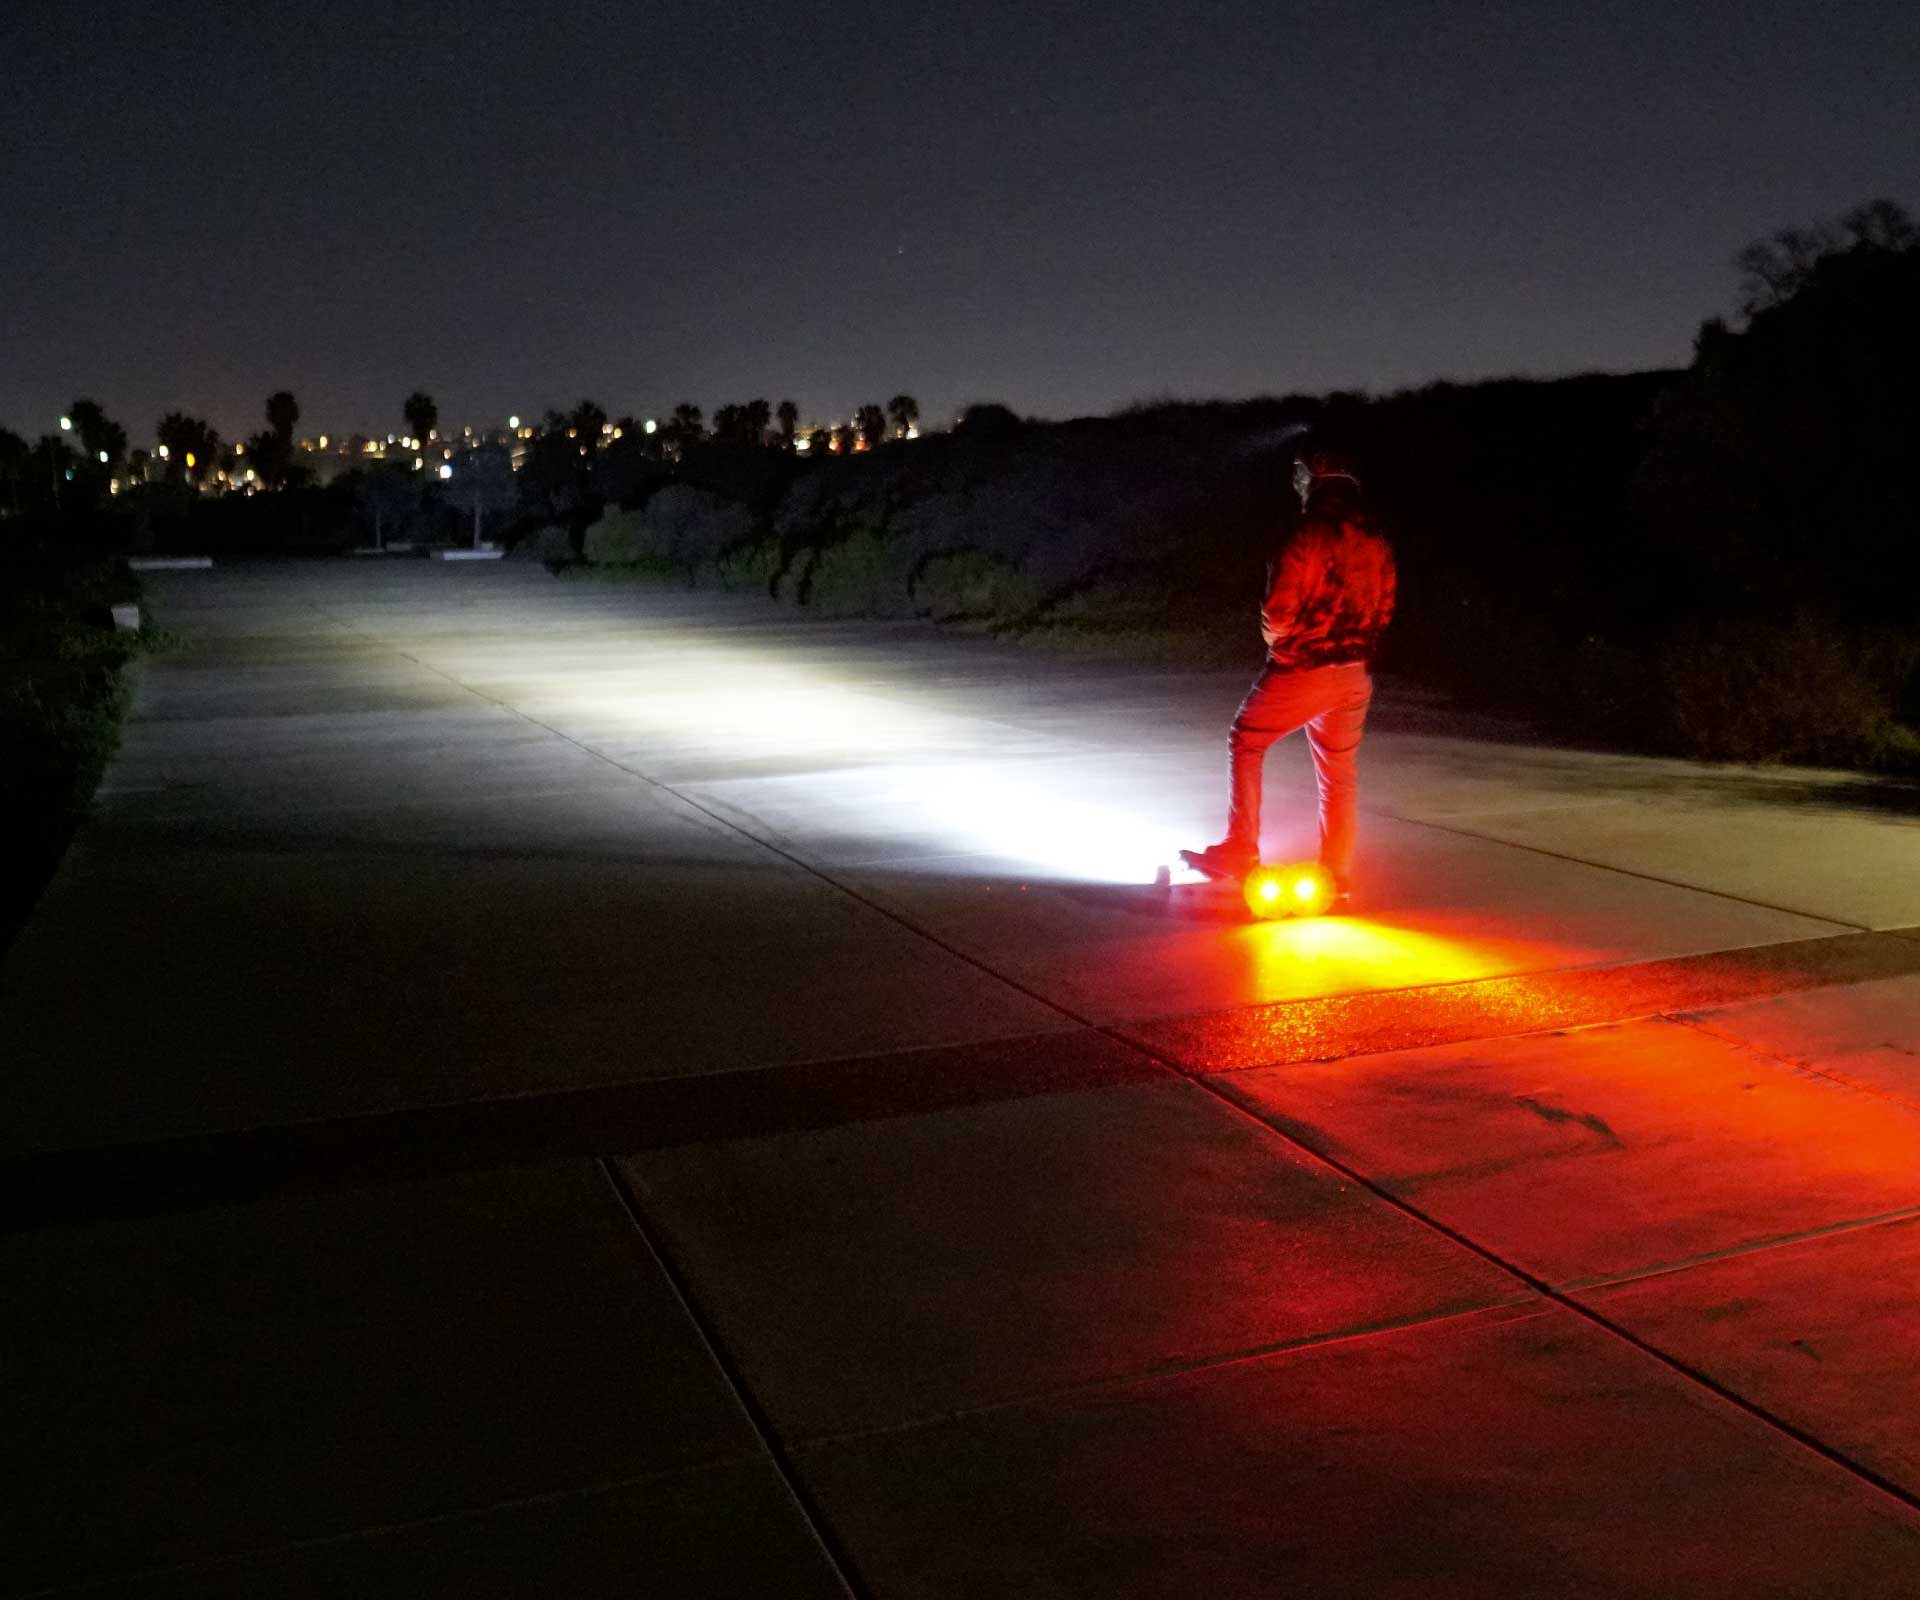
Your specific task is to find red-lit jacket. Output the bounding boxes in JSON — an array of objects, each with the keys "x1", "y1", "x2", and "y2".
[{"x1": 1260, "y1": 500, "x2": 1397, "y2": 669}]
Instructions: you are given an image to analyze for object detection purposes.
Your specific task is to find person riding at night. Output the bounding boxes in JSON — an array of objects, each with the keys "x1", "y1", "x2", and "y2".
[{"x1": 1182, "y1": 438, "x2": 1397, "y2": 906}]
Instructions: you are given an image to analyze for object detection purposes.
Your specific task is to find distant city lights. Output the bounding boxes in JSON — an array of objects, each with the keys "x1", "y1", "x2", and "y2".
[
  {"x1": 438, "y1": 463, "x2": 453, "y2": 479},
  {"x1": 509, "y1": 415, "x2": 520, "y2": 429}
]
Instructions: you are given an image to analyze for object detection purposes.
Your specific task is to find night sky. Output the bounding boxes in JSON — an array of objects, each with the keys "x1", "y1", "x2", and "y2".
[{"x1": 3, "y1": 1, "x2": 1914, "y2": 443}]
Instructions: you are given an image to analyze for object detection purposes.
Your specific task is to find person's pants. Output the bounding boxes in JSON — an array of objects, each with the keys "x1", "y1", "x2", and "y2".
[{"x1": 1226, "y1": 660, "x2": 1373, "y2": 881}]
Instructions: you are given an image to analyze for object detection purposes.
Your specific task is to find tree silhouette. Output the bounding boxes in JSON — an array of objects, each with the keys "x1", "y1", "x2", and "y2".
[
  {"x1": 665, "y1": 403, "x2": 705, "y2": 458},
  {"x1": 403, "y1": 391, "x2": 438, "y2": 444},
  {"x1": 776, "y1": 400, "x2": 799, "y2": 448},
  {"x1": 569, "y1": 399, "x2": 608, "y2": 446},
  {"x1": 886, "y1": 393, "x2": 919, "y2": 439},
  {"x1": 1637, "y1": 198, "x2": 1920, "y2": 622},
  {"x1": 353, "y1": 461, "x2": 420, "y2": 551},
  {"x1": 809, "y1": 426, "x2": 837, "y2": 457},
  {"x1": 1735, "y1": 198, "x2": 1918, "y2": 317},
  {"x1": 834, "y1": 422, "x2": 858, "y2": 455},
  {"x1": 68, "y1": 399, "x2": 127, "y2": 467},
  {"x1": 447, "y1": 446, "x2": 519, "y2": 548},
  {"x1": 742, "y1": 398, "x2": 772, "y2": 444},
  {"x1": 266, "y1": 390, "x2": 299, "y2": 441},
  {"x1": 957, "y1": 402, "x2": 1023, "y2": 440},
  {"x1": 856, "y1": 404, "x2": 887, "y2": 448},
  {"x1": 250, "y1": 391, "x2": 300, "y2": 488},
  {"x1": 156, "y1": 413, "x2": 220, "y2": 485},
  {"x1": 520, "y1": 410, "x2": 584, "y2": 515},
  {"x1": 0, "y1": 427, "x2": 28, "y2": 513}
]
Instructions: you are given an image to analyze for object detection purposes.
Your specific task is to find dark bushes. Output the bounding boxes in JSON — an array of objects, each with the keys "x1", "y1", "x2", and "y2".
[{"x1": 0, "y1": 544, "x2": 150, "y2": 948}]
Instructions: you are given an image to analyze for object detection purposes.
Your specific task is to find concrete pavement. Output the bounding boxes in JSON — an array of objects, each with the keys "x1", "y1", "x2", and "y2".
[{"x1": 5, "y1": 558, "x2": 1920, "y2": 1596}]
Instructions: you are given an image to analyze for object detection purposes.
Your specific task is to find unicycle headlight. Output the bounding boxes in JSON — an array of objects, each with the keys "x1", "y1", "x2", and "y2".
[{"x1": 1243, "y1": 862, "x2": 1334, "y2": 919}]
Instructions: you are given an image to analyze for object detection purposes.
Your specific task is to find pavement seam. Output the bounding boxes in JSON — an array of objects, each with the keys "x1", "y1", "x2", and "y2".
[
  {"x1": 784, "y1": 1300, "x2": 1549, "y2": 1453},
  {"x1": 599, "y1": 1159, "x2": 869, "y2": 1600},
  {"x1": 1554, "y1": 1205, "x2": 1920, "y2": 1294},
  {"x1": 1378, "y1": 806, "x2": 1870, "y2": 932},
  {"x1": 1669, "y1": 1010, "x2": 1920, "y2": 1119},
  {"x1": 15, "y1": 1453, "x2": 770, "y2": 1600}
]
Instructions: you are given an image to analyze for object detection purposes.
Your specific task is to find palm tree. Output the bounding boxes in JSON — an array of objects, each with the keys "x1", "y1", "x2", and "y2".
[
  {"x1": 403, "y1": 391, "x2": 438, "y2": 445},
  {"x1": 742, "y1": 398, "x2": 772, "y2": 444},
  {"x1": 265, "y1": 390, "x2": 299, "y2": 442},
  {"x1": 809, "y1": 426, "x2": 837, "y2": 457},
  {"x1": 776, "y1": 400, "x2": 799, "y2": 448},
  {"x1": 886, "y1": 393, "x2": 919, "y2": 439},
  {"x1": 856, "y1": 404, "x2": 888, "y2": 448}
]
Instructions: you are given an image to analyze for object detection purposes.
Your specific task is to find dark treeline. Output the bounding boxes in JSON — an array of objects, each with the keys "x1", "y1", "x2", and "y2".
[
  {"x1": 561, "y1": 200, "x2": 1919, "y2": 769},
  {"x1": 4, "y1": 200, "x2": 1915, "y2": 771}
]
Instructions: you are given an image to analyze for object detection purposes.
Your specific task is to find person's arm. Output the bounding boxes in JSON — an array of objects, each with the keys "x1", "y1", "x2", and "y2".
[{"x1": 1260, "y1": 533, "x2": 1314, "y2": 652}]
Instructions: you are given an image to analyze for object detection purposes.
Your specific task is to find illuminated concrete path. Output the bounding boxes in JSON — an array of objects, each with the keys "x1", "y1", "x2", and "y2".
[{"x1": 6, "y1": 558, "x2": 1920, "y2": 1595}]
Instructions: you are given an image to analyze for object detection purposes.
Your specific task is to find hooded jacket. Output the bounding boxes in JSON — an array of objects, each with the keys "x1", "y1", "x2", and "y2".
[{"x1": 1259, "y1": 488, "x2": 1397, "y2": 669}]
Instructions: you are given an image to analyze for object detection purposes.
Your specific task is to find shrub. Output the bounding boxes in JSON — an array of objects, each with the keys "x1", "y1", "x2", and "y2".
[
  {"x1": 908, "y1": 548, "x2": 1040, "y2": 622},
  {"x1": 0, "y1": 553, "x2": 149, "y2": 949},
  {"x1": 504, "y1": 523, "x2": 574, "y2": 563},
  {"x1": 1659, "y1": 613, "x2": 1914, "y2": 765},
  {"x1": 580, "y1": 485, "x2": 755, "y2": 571},
  {"x1": 805, "y1": 522, "x2": 915, "y2": 617}
]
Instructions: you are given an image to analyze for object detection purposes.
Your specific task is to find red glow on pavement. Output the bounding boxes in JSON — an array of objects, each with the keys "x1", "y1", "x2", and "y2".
[{"x1": 1241, "y1": 915, "x2": 1510, "y2": 1002}]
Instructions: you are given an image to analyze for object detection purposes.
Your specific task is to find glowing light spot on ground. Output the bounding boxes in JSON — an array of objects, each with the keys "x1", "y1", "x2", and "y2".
[
  {"x1": 896, "y1": 765, "x2": 1195, "y2": 884},
  {"x1": 1242, "y1": 915, "x2": 1495, "y2": 1002}
]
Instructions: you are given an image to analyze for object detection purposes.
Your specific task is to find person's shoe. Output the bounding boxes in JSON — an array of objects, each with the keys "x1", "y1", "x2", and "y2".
[{"x1": 1180, "y1": 840, "x2": 1259, "y2": 881}]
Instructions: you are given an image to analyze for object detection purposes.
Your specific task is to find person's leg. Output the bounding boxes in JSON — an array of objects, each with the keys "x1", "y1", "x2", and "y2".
[
  {"x1": 1225, "y1": 665, "x2": 1310, "y2": 854},
  {"x1": 1304, "y1": 665, "x2": 1373, "y2": 887}
]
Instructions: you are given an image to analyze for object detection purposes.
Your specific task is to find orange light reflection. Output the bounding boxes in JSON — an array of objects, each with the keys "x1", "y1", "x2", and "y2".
[{"x1": 1240, "y1": 914, "x2": 1502, "y2": 1003}]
